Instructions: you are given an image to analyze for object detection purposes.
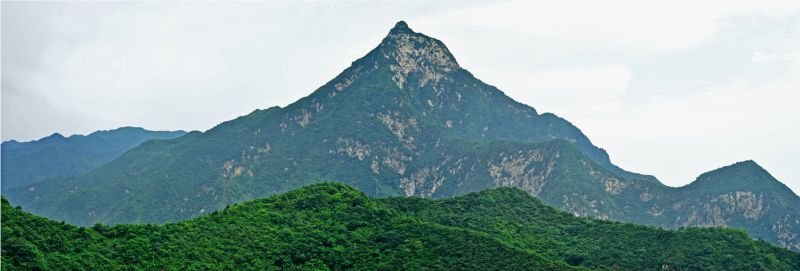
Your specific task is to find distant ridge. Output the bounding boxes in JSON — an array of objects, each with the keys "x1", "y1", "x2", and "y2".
[{"x1": 1, "y1": 127, "x2": 186, "y2": 191}]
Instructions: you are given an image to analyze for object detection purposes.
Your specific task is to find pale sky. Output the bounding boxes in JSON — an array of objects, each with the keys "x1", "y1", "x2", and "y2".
[{"x1": 2, "y1": 1, "x2": 799, "y2": 194}]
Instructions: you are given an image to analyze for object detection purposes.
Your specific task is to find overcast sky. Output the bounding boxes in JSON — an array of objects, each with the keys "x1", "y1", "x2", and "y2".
[{"x1": 2, "y1": 1, "x2": 799, "y2": 194}]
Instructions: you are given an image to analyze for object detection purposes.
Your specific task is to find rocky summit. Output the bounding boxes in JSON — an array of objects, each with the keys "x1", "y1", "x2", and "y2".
[{"x1": 5, "y1": 21, "x2": 799, "y2": 251}]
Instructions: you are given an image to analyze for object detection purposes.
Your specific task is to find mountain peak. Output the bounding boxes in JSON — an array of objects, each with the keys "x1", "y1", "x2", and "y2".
[
  {"x1": 372, "y1": 21, "x2": 460, "y2": 89},
  {"x1": 45, "y1": 132, "x2": 66, "y2": 140},
  {"x1": 728, "y1": 160, "x2": 760, "y2": 170},
  {"x1": 714, "y1": 160, "x2": 765, "y2": 175},
  {"x1": 690, "y1": 160, "x2": 786, "y2": 191},
  {"x1": 389, "y1": 20, "x2": 412, "y2": 34}
]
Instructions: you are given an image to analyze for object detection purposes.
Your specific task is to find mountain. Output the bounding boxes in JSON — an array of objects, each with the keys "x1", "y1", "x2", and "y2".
[
  {"x1": 3, "y1": 183, "x2": 798, "y2": 270},
  {"x1": 4, "y1": 21, "x2": 653, "y2": 223},
  {"x1": 665, "y1": 161, "x2": 800, "y2": 250},
  {"x1": 1, "y1": 127, "x2": 186, "y2": 192},
  {"x1": 582, "y1": 160, "x2": 800, "y2": 251},
  {"x1": 5, "y1": 21, "x2": 799, "y2": 251}
]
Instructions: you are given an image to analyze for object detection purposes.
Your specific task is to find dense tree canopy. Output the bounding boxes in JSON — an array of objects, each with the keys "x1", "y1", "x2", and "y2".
[{"x1": 3, "y1": 183, "x2": 798, "y2": 270}]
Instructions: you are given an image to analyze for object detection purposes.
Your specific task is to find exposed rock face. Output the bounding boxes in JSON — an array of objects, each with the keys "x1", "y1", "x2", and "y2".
[
  {"x1": 603, "y1": 178, "x2": 627, "y2": 195},
  {"x1": 335, "y1": 66, "x2": 363, "y2": 91},
  {"x1": 335, "y1": 138, "x2": 371, "y2": 160},
  {"x1": 640, "y1": 191, "x2": 653, "y2": 202},
  {"x1": 377, "y1": 111, "x2": 419, "y2": 149},
  {"x1": 562, "y1": 194, "x2": 611, "y2": 220},
  {"x1": 773, "y1": 216, "x2": 800, "y2": 250},
  {"x1": 382, "y1": 148, "x2": 410, "y2": 176},
  {"x1": 718, "y1": 191, "x2": 765, "y2": 219},
  {"x1": 401, "y1": 167, "x2": 443, "y2": 197},
  {"x1": 382, "y1": 21, "x2": 459, "y2": 89},
  {"x1": 294, "y1": 110, "x2": 312, "y2": 127},
  {"x1": 487, "y1": 150, "x2": 555, "y2": 196}
]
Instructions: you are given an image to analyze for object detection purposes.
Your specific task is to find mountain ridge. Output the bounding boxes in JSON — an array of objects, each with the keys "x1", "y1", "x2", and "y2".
[{"x1": 1, "y1": 127, "x2": 187, "y2": 192}]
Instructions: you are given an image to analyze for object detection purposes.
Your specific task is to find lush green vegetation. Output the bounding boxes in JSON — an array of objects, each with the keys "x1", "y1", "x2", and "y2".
[
  {"x1": 386, "y1": 186, "x2": 800, "y2": 270},
  {"x1": 1, "y1": 127, "x2": 185, "y2": 192},
  {"x1": 3, "y1": 183, "x2": 798, "y2": 270}
]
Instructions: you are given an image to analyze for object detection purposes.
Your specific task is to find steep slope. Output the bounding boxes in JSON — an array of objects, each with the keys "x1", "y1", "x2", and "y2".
[
  {"x1": 3, "y1": 183, "x2": 798, "y2": 270},
  {"x1": 1, "y1": 127, "x2": 186, "y2": 191},
  {"x1": 670, "y1": 161, "x2": 800, "y2": 251},
  {"x1": 6, "y1": 21, "x2": 799, "y2": 251}
]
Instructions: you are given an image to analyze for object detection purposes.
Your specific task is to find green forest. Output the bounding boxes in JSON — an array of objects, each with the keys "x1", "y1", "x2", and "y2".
[{"x1": 3, "y1": 183, "x2": 798, "y2": 270}]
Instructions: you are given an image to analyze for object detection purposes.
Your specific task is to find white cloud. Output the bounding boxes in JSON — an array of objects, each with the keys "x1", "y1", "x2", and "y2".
[
  {"x1": 3, "y1": 2, "x2": 393, "y2": 136},
  {"x1": 751, "y1": 51, "x2": 773, "y2": 63},
  {"x1": 485, "y1": 65, "x2": 631, "y2": 119},
  {"x1": 417, "y1": 0, "x2": 800, "y2": 52}
]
